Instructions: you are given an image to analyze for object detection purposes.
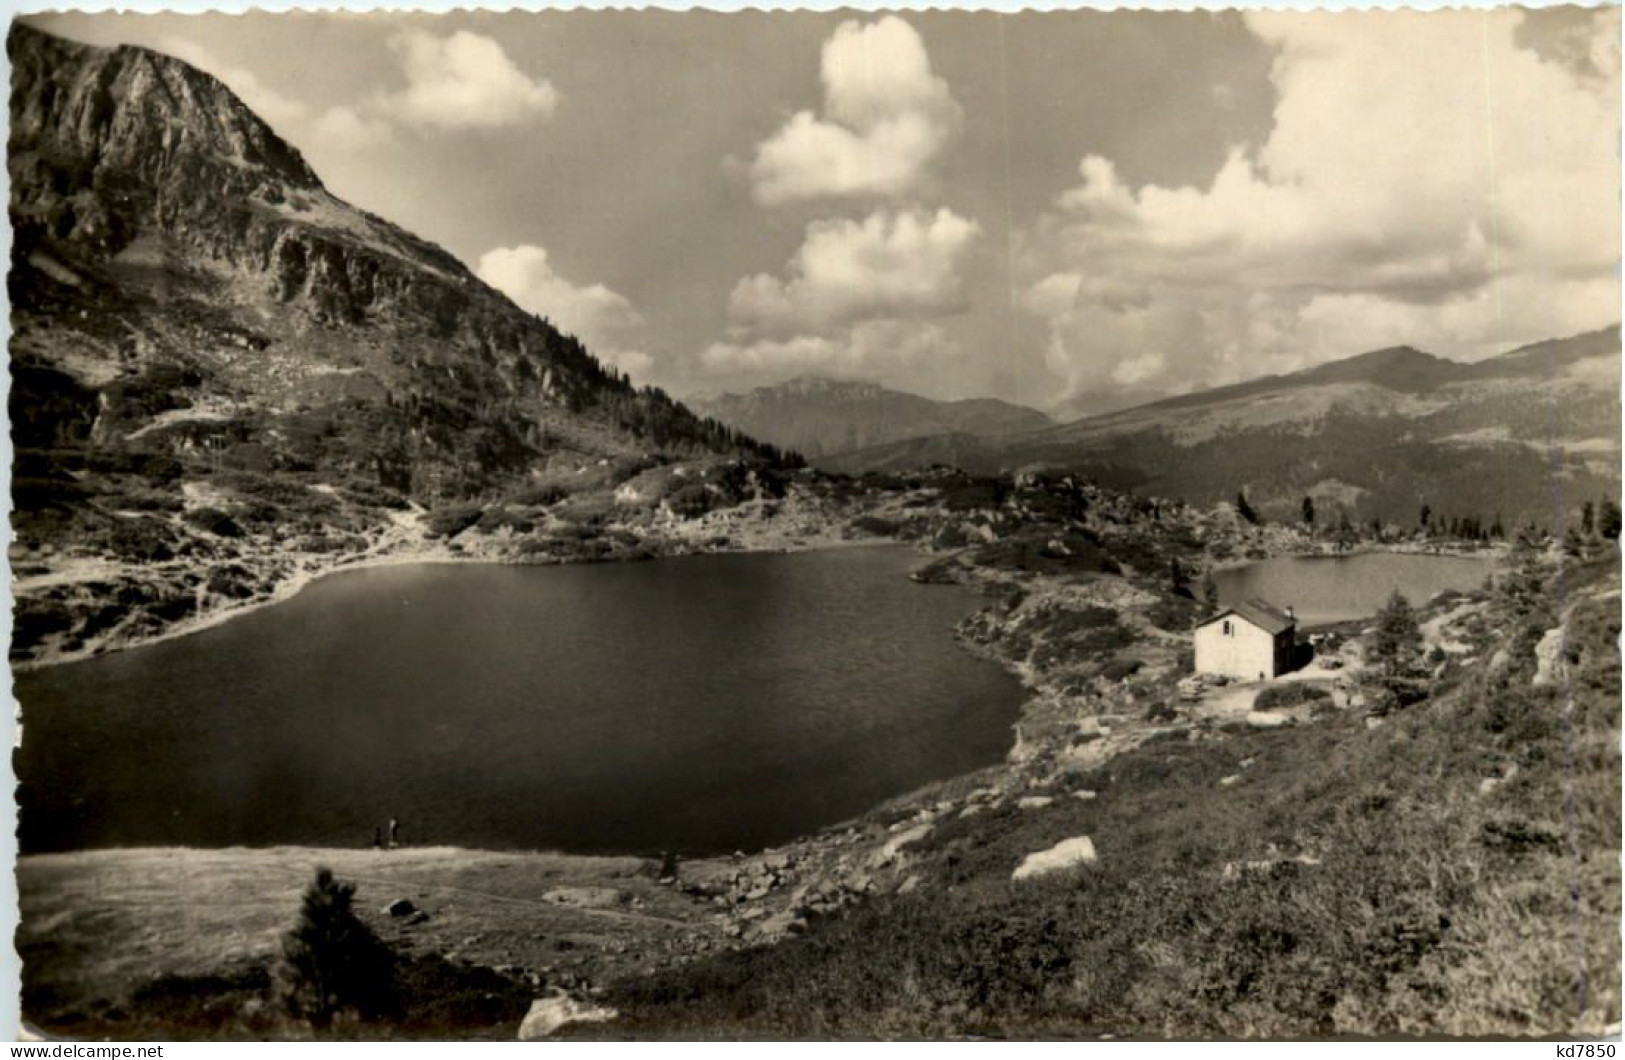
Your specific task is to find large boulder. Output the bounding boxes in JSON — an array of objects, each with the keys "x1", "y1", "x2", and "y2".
[
  {"x1": 1012, "y1": 836, "x2": 1098, "y2": 881},
  {"x1": 872, "y1": 822, "x2": 933, "y2": 867},
  {"x1": 517, "y1": 994, "x2": 618, "y2": 1041}
]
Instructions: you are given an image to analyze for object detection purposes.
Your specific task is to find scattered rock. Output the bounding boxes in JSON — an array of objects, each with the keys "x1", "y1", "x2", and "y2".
[
  {"x1": 385, "y1": 899, "x2": 417, "y2": 918},
  {"x1": 1244, "y1": 711, "x2": 1291, "y2": 729},
  {"x1": 405, "y1": 911, "x2": 431, "y2": 926},
  {"x1": 1075, "y1": 717, "x2": 1110, "y2": 739},
  {"x1": 1222, "y1": 853, "x2": 1323, "y2": 879},
  {"x1": 517, "y1": 994, "x2": 618, "y2": 1040},
  {"x1": 1017, "y1": 795, "x2": 1054, "y2": 810},
  {"x1": 1532, "y1": 624, "x2": 1569, "y2": 687},
  {"x1": 1071, "y1": 790, "x2": 1098, "y2": 801},
  {"x1": 543, "y1": 887, "x2": 627, "y2": 910},
  {"x1": 1479, "y1": 764, "x2": 1519, "y2": 796},
  {"x1": 1012, "y1": 836, "x2": 1098, "y2": 881},
  {"x1": 1218, "y1": 774, "x2": 1242, "y2": 787},
  {"x1": 874, "y1": 822, "x2": 932, "y2": 866}
]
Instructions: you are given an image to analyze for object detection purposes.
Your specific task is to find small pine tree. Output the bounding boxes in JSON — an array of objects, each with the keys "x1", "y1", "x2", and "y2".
[
  {"x1": 1336, "y1": 512, "x2": 1357, "y2": 551},
  {"x1": 1235, "y1": 491, "x2": 1259, "y2": 525},
  {"x1": 1199, "y1": 573, "x2": 1220, "y2": 615},
  {"x1": 1600, "y1": 499, "x2": 1622, "y2": 541},
  {"x1": 1581, "y1": 500, "x2": 1596, "y2": 537},
  {"x1": 1301, "y1": 495, "x2": 1315, "y2": 527},
  {"x1": 279, "y1": 868, "x2": 397, "y2": 1030},
  {"x1": 1168, "y1": 556, "x2": 1190, "y2": 596},
  {"x1": 1365, "y1": 590, "x2": 1427, "y2": 714},
  {"x1": 1419, "y1": 503, "x2": 1431, "y2": 529}
]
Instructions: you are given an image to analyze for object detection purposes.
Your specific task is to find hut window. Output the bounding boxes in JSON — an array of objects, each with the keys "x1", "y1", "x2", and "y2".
[{"x1": 1222, "y1": 620, "x2": 1232, "y2": 636}]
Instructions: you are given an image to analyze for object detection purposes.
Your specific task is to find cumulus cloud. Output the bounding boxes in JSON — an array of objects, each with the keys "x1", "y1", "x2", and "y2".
[
  {"x1": 702, "y1": 206, "x2": 978, "y2": 383},
  {"x1": 371, "y1": 30, "x2": 559, "y2": 130},
  {"x1": 1023, "y1": 8, "x2": 1621, "y2": 401},
  {"x1": 701, "y1": 320, "x2": 957, "y2": 378},
  {"x1": 729, "y1": 207, "x2": 980, "y2": 335},
  {"x1": 749, "y1": 16, "x2": 962, "y2": 204},
  {"x1": 161, "y1": 29, "x2": 557, "y2": 170},
  {"x1": 310, "y1": 105, "x2": 396, "y2": 151},
  {"x1": 476, "y1": 244, "x2": 652, "y2": 378}
]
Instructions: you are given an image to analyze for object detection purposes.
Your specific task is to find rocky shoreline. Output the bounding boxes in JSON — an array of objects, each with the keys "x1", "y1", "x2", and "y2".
[{"x1": 9, "y1": 469, "x2": 879, "y2": 671}]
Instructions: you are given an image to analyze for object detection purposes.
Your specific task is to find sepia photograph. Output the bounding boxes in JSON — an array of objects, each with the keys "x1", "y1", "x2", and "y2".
[{"x1": 4, "y1": 2, "x2": 1621, "y2": 1042}]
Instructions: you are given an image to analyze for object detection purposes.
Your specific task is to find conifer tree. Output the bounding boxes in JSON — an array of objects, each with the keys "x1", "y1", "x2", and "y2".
[
  {"x1": 1600, "y1": 499, "x2": 1622, "y2": 541},
  {"x1": 279, "y1": 868, "x2": 396, "y2": 1029},
  {"x1": 1364, "y1": 590, "x2": 1427, "y2": 713}
]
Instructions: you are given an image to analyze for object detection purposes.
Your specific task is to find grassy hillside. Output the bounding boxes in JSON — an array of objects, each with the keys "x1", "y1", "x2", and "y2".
[{"x1": 608, "y1": 549, "x2": 1621, "y2": 1037}]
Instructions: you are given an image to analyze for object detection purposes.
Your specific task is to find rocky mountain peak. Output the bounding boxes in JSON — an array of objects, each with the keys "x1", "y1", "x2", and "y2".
[
  {"x1": 9, "y1": 24, "x2": 321, "y2": 229},
  {"x1": 8, "y1": 22, "x2": 779, "y2": 538}
]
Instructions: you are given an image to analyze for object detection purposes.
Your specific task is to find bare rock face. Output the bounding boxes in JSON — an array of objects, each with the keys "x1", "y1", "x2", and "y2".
[
  {"x1": 8, "y1": 23, "x2": 598, "y2": 404},
  {"x1": 517, "y1": 993, "x2": 618, "y2": 1040},
  {"x1": 1011, "y1": 836, "x2": 1097, "y2": 881},
  {"x1": 9, "y1": 26, "x2": 320, "y2": 252}
]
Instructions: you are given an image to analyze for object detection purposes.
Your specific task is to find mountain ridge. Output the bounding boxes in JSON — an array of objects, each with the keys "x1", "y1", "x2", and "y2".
[
  {"x1": 8, "y1": 23, "x2": 779, "y2": 482},
  {"x1": 6, "y1": 23, "x2": 791, "y2": 664},
  {"x1": 823, "y1": 326, "x2": 1621, "y2": 526},
  {"x1": 691, "y1": 376, "x2": 1052, "y2": 459}
]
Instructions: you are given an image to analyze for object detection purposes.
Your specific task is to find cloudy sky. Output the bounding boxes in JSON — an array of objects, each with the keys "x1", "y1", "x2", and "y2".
[{"x1": 28, "y1": 8, "x2": 1622, "y2": 414}]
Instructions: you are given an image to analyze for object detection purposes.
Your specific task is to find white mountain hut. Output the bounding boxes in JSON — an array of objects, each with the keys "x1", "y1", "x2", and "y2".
[{"x1": 1194, "y1": 599, "x2": 1297, "y2": 682}]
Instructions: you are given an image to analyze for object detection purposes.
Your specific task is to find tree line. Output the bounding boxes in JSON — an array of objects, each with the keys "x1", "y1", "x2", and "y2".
[{"x1": 1234, "y1": 489, "x2": 1620, "y2": 546}]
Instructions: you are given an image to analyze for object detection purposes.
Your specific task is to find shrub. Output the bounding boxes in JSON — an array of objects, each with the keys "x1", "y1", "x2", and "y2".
[
  {"x1": 426, "y1": 503, "x2": 483, "y2": 538},
  {"x1": 510, "y1": 483, "x2": 568, "y2": 507},
  {"x1": 1147, "y1": 594, "x2": 1200, "y2": 632},
  {"x1": 849, "y1": 516, "x2": 899, "y2": 537},
  {"x1": 1101, "y1": 657, "x2": 1143, "y2": 683},
  {"x1": 181, "y1": 506, "x2": 241, "y2": 538},
  {"x1": 1145, "y1": 699, "x2": 1179, "y2": 722},
  {"x1": 941, "y1": 478, "x2": 1009, "y2": 512},
  {"x1": 666, "y1": 483, "x2": 715, "y2": 519},
  {"x1": 1253, "y1": 682, "x2": 1332, "y2": 711},
  {"x1": 476, "y1": 507, "x2": 534, "y2": 535},
  {"x1": 278, "y1": 868, "x2": 396, "y2": 1029}
]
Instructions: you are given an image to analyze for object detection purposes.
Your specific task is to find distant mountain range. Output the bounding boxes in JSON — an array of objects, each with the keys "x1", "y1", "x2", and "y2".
[
  {"x1": 690, "y1": 377, "x2": 1052, "y2": 459},
  {"x1": 821, "y1": 328, "x2": 1621, "y2": 527}
]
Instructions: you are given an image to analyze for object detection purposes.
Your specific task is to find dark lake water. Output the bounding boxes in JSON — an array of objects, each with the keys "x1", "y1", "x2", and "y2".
[
  {"x1": 1214, "y1": 551, "x2": 1497, "y2": 626},
  {"x1": 15, "y1": 548, "x2": 1022, "y2": 857}
]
